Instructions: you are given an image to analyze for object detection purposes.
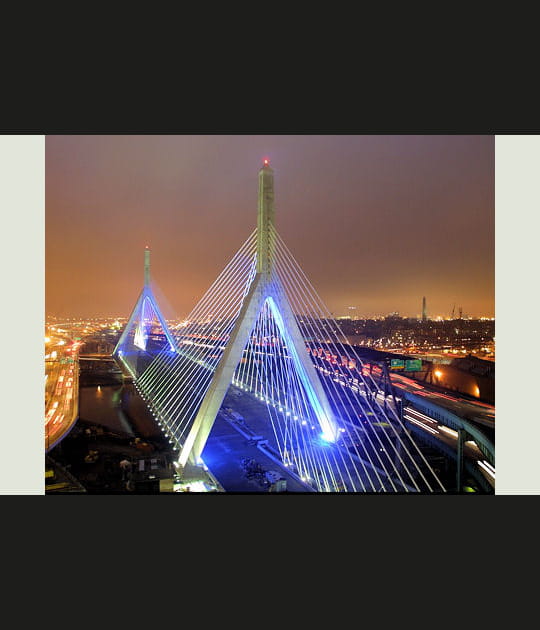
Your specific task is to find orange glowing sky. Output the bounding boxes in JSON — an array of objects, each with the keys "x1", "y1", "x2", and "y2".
[{"x1": 45, "y1": 135, "x2": 494, "y2": 319}]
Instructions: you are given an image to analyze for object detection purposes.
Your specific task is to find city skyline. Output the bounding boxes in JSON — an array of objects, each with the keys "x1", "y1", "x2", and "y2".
[{"x1": 45, "y1": 135, "x2": 494, "y2": 319}]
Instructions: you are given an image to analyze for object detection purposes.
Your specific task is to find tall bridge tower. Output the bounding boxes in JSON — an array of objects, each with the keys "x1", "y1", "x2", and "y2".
[
  {"x1": 178, "y1": 160, "x2": 338, "y2": 467},
  {"x1": 113, "y1": 246, "x2": 177, "y2": 377}
]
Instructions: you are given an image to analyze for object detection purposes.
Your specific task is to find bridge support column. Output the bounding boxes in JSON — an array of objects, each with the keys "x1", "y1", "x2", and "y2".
[
  {"x1": 393, "y1": 402, "x2": 408, "y2": 475},
  {"x1": 456, "y1": 428, "x2": 465, "y2": 493}
]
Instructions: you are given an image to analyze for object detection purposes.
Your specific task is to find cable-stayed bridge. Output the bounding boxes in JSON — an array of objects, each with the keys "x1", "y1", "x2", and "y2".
[{"x1": 114, "y1": 160, "x2": 447, "y2": 493}]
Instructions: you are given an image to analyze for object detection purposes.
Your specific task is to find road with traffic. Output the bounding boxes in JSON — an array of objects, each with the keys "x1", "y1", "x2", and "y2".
[{"x1": 45, "y1": 333, "x2": 82, "y2": 452}]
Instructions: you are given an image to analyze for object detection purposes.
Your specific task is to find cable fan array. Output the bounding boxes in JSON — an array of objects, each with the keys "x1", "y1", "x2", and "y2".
[
  {"x1": 227, "y1": 225, "x2": 445, "y2": 492},
  {"x1": 135, "y1": 230, "x2": 258, "y2": 447}
]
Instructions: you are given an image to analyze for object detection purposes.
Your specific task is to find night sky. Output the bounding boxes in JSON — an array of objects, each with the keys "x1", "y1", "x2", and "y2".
[{"x1": 45, "y1": 135, "x2": 494, "y2": 320}]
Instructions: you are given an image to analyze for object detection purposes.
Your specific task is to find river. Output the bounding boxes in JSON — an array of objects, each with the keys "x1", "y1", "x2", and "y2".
[{"x1": 79, "y1": 382, "x2": 162, "y2": 440}]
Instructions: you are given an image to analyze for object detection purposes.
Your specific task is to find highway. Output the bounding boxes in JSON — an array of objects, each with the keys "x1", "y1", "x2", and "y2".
[
  {"x1": 400, "y1": 405, "x2": 495, "y2": 490},
  {"x1": 388, "y1": 369, "x2": 495, "y2": 430},
  {"x1": 311, "y1": 359, "x2": 495, "y2": 491},
  {"x1": 45, "y1": 332, "x2": 82, "y2": 452},
  {"x1": 384, "y1": 370, "x2": 495, "y2": 489}
]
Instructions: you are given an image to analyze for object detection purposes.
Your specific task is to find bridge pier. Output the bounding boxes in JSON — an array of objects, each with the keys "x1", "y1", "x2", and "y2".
[
  {"x1": 393, "y1": 400, "x2": 408, "y2": 477},
  {"x1": 456, "y1": 428, "x2": 466, "y2": 493}
]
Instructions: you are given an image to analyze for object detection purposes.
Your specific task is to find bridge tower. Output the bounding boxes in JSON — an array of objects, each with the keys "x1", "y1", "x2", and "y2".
[
  {"x1": 113, "y1": 246, "x2": 177, "y2": 377},
  {"x1": 178, "y1": 159, "x2": 338, "y2": 467}
]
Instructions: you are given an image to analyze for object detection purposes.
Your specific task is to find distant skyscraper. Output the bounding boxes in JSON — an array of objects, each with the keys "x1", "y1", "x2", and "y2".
[{"x1": 422, "y1": 296, "x2": 427, "y2": 321}]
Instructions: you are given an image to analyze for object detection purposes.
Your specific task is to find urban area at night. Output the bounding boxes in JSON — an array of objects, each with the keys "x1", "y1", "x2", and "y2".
[
  {"x1": 43, "y1": 135, "x2": 495, "y2": 494},
  {"x1": 45, "y1": 303, "x2": 495, "y2": 494}
]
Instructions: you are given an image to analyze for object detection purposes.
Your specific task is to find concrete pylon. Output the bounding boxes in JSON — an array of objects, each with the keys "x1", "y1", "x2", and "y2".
[
  {"x1": 113, "y1": 247, "x2": 177, "y2": 360},
  {"x1": 178, "y1": 160, "x2": 338, "y2": 467},
  {"x1": 144, "y1": 245, "x2": 151, "y2": 286}
]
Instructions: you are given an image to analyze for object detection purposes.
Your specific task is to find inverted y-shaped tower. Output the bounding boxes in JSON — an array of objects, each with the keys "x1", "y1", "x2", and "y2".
[
  {"x1": 179, "y1": 160, "x2": 338, "y2": 466},
  {"x1": 113, "y1": 246, "x2": 177, "y2": 377}
]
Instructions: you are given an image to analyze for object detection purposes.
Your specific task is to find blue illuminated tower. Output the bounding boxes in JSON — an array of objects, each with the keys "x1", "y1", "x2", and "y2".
[
  {"x1": 113, "y1": 246, "x2": 177, "y2": 378},
  {"x1": 178, "y1": 159, "x2": 338, "y2": 466}
]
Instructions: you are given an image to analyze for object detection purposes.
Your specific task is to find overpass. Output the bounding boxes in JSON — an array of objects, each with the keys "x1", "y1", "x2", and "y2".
[{"x1": 400, "y1": 392, "x2": 494, "y2": 492}]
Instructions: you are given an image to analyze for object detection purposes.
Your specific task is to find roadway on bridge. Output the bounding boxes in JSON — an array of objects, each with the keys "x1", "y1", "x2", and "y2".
[
  {"x1": 201, "y1": 411, "x2": 310, "y2": 492},
  {"x1": 203, "y1": 386, "x2": 418, "y2": 492}
]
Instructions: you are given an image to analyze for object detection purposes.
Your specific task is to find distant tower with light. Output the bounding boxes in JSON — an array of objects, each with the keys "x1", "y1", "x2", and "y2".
[{"x1": 422, "y1": 296, "x2": 427, "y2": 321}]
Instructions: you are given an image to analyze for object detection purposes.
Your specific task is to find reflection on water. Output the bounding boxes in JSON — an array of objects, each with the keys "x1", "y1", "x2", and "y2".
[{"x1": 79, "y1": 383, "x2": 162, "y2": 440}]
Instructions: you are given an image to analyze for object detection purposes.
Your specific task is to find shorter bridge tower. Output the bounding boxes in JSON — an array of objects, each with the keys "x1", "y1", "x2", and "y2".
[{"x1": 113, "y1": 247, "x2": 177, "y2": 378}]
